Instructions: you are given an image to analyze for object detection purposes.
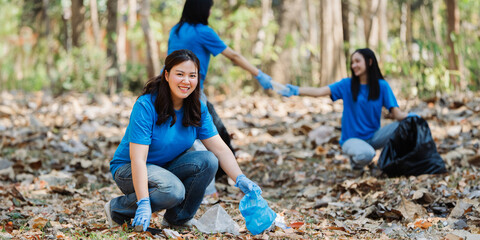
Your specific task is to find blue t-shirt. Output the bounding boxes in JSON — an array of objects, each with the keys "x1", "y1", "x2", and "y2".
[
  {"x1": 109, "y1": 94, "x2": 218, "y2": 178},
  {"x1": 329, "y1": 78, "x2": 399, "y2": 145},
  {"x1": 168, "y1": 23, "x2": 228, "y2": 89}
]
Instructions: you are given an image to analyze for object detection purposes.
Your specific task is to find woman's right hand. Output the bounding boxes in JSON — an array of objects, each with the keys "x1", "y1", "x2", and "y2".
[
  {"x1": 255, "y1": 70, "x2": 273, "y2": 90},
  {"x1": 132, "y1": 197, "x2": 152, "y2": 231},
  {"x1": 279, "y1": 84, "x2": 300, "y2": 97},
  {"x1": 235, "y1": 174, "x2": 262, "y2": 194}
]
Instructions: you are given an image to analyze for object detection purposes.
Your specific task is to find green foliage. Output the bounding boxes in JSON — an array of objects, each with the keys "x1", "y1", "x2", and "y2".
[
  {"x1": 456, "y1": 0, "x2": 480, "y2": 91},
  {"x1": 383, "y1": 38, "x2": 451, "y2": 98},
  {"x1": 65, "y1": 228, "x2": 131, "y2": 239},
  {"x1": 1, "y1": 0, "x2": 479, "y2": 96},
  {"x1": 124, "y1": 62, "x2": 147, "y2": 94}
]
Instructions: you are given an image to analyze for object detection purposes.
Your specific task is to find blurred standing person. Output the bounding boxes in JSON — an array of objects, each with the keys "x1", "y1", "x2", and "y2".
[{"x1": 168, "y1": 0, "x2": 273, "y2": 198}]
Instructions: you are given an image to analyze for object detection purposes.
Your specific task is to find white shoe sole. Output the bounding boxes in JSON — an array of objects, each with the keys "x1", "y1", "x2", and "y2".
[{"x1": 104, "y1": 200, "x2": 119, "y2": 228}]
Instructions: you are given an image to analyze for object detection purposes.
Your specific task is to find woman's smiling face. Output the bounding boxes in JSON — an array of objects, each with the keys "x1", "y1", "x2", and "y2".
[
  {"x1": 165, "y1": 60, "x2": 198, "y2": 108},
  {"x1": 351, "y1": 52, "x2": 367, "y2": 79}
]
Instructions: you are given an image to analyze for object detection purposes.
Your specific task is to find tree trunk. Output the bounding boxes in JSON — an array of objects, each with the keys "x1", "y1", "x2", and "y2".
[
  {"x1": 253, "y1": 0, "x2": 271, "y2": 56},
  {"x1": 420, "y1": 4, "x2": 436, "y2": 64},
  {"x1": 270, "y1": 0, "x2": 303, "y2": 84},
  {"x1": 406, "y1": 1, "x2": 412, "y2": 60},
  {"x1": 377, "y1": 0, "x2": 388, "y2": 60},
  {"x1": 400, "y1": 1, "x2": 412, "y2": 61},
  {"x1": 445, "y1": 0, "x2": 460, "y2": 90},
  {"x1": 432, "y1": 3, "x2": 444, "y2": 51},
  {"x1": 360, "y1": 0, "x2": 384, "y2": 49},
  {"x1": 106, "y1": 0, "x2": 119, "y2": 94},
  {"x1": 61, "y1": 2, "x2": 72, "y2": 51},
  {"x1": 89, "y1": 0, "x2": 100, "y2": 46},
  {"x1": 128, "y1": 0, "x2": 138, "y2": 63},
  {"x1": 117, "y1": 0, "x2": 127, "y2": 90},
  {"x1": 307, "y1": 0, "x2": 320, "y2": 85},
  {"x1": 43, "y1": 0, "x2": 54, "y2": 91},
  {"x1": 140, "y1": 0, "x2": 160, "y2": 79},
  {"x1": 71, "y1": 0, "x2": 85, "y2": 48},
  {"x1": 341, "y1": 0, "x2": 350, "y2": 57},
  {"x1": 319, "y1": 0, "x2": 347, "y2": 86}
]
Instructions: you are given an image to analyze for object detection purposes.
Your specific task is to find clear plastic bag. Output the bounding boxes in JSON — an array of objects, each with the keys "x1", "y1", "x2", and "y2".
[
  {"x1": 239, "y1": 189, "x2": 276, "y2": 235},
  {"x1": 194, "y1": 204, "x2": 240, "y2": 235}
]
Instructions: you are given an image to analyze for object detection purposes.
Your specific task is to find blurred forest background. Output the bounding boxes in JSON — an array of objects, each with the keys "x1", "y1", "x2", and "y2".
[{"x1": 0, "y1": 0, "x2": 479, "y2": 98}]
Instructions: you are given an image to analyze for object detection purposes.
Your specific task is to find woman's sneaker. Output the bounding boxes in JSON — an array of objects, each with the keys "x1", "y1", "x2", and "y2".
[
  {"x1": 104, "y1": 200, "x2": 119, "y2": 228},
  {"x1": 161, "y1": 218, "x2": 197, "y2": 228},
  {"x1": 201, "y1": 192, "x2": 219, "y2": 205}
]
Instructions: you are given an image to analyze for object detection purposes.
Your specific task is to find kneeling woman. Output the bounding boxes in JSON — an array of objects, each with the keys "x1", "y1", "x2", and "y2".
[
  {"x1": 281, "y1": 48, "x2": 412, "y2": 170},
  {"x1": 105, "y1": 49, "x2": 259, "y2": 231}
]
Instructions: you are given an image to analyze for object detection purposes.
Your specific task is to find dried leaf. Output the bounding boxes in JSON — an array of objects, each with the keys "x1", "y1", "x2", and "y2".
[
  {"x1": 308, "y1": 126, "x2": 334, "y2": 145},
  {"x1": 289, "y1": 222, "x2": 304, "y2": 229},
  {"x1": 5, "y1": 221, "x2": 13, "y2": 233},
  {"x1": 163, "y1": 229, "x2": 183, "y2": 239},
  {"x1": 449, "y1": 200, "x2": 474, "y2": 219},
  {"x1": 468, "y1": 155, "x2": 480, "y2": 166},
  {"x1": 443, "y1": 233, "x2": 464, "y2": 240},
  {"x1": 414, "y1": 219, "x2": 432, "y2": 229},
  {"x1": 29, "y1": 216, "x2": 48, "y2": 229},
  {"x1": 398, "y1": 196, "x2": 427, "y2": 221},
  {"x1": 314, "y1": 146, "x2": 327, "y2": 156},
  {"x1": 326, "y1": 226, "x2": 345, "y2": 231},
  {"x1": 49, "y1": 186, "x2": 74, "y2": 195}
]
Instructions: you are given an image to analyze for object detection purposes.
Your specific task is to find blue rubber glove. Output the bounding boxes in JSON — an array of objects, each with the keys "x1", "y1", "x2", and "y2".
[
  {"x1": 407, "y1": 112, "x2": 420, "y2": 118},
  {"x1": 255, "y1": 70, "x2": 273, "y2": 90},
  {"x1": 235, "y1": 174, "x2": 262, "y2": 194},
  {"x1": 280, "y1": 84, "x2": 300, "y2": 97},
  {"x1": 132, "y1": 197, "x2": 151, "y2": 232}
]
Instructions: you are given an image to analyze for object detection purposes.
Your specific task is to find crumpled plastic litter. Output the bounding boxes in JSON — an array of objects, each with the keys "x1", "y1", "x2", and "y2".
[
  {"x1": 194, "y1": 204, "x2": 240, "y2": 235},
  {"x1": 273, "y1": 214, "x2": 290, "y2": 230},
  {"x1": 163, "y1": 229, "x2": 181, "y2": 239}
]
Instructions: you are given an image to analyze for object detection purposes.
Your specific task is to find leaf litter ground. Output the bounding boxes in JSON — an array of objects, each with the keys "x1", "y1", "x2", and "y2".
[{"x1": 0, "y1": 90, "x2": 479, "y2": 239}]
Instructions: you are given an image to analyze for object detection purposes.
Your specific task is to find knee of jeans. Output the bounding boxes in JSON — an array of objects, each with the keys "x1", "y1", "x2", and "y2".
[
  {"x1": 198, "y1": 151, "x2": 218, "y2": 174},
  {"x1": 150, "y1": 181, "x2": 185, "y2": 208},
  {"x1": 352, "y1": 150, "x2": 376, "y2": 165}
]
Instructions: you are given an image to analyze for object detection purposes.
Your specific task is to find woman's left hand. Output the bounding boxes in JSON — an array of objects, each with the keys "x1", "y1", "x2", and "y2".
[{"x1": 388, "y1": 107, "x2": 409, "y2": 121}]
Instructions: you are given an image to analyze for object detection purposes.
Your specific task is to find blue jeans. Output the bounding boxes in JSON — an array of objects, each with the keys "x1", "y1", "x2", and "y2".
[
  {"x1": 341, "y1": 122, "x2": 399, "y2": 169},
  {"x1": 109, "y1": 151, "x2": 218, "y2": 225}
]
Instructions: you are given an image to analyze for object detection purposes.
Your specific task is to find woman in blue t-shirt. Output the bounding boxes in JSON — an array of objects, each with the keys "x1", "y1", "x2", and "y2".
[
  {"x1": 168, "y1": 0, "x2": 273, "y2": 197},
  {"x1": 104, "y1": 50, "x2": 262, "y2": 232},
  {"x1": 281, "y1": 48, "x2": 414, "y2": 170}
]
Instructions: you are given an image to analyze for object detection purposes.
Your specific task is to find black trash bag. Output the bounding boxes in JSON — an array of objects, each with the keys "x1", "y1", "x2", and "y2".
[{"x1": 378, "y1": 116, "x2": 447, "y2": 177}]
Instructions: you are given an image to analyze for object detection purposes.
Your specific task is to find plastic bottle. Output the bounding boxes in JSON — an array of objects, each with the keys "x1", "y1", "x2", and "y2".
[{"x1": 271, "y1": 81, "x2": 288, "y2": 94}]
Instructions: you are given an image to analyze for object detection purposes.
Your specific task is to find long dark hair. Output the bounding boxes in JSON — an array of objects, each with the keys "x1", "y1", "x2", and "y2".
[
  {"x1": 140, "y1": 49, "x2": 201, "y2": 127},
  {"x1": 350, "y1": 48, "x2": 384, "y2": 101},
  {"x1": 175, "y1": 0, "x2": 214, "y2": 35}
]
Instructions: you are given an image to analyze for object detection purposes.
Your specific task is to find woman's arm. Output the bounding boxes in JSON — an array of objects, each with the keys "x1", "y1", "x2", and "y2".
[
  {"x1": 389, "y1": 107, "x2": 408, "y2": 121},
  {"x1": 130, "y1": 142, "x2": 150, "y2": 201},
  {"x1": 221, "y1": 47, "x2": 259, "y2": 76},
  {"x1": 201, "y1": 135, "x2": 243, "y2": 182},
  {"x1": 299, "y1": 86, "x2": 331, "y2": 97}
]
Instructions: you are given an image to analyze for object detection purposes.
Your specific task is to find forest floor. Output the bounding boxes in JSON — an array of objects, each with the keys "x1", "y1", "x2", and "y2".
[{"x1": 0, "y1": 90, "x2": 479, "y2": 239}]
